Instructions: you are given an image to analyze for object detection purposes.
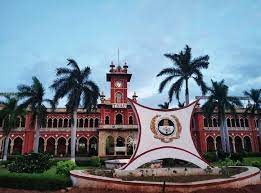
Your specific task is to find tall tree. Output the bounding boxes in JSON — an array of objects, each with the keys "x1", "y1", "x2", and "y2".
[
  {"x1": 158, "y1": 102, "x2": 169, "y2": 109},
  {"x1": 244, "y1": 89, "x2": 261, "y2": 145},
  {"x1": 50, "y1": 59, "x2": 99, "y2": 161},
  {"x1": 157, "y1": 45, "x2": 209, "y2": 105},
  {"x1": 202, "y1": 80, "x2": 242, "y2": 153},
  {"x1": 0, "y1": 96, "x2": 25, "y2": 160},
  {"x1": 17, "y1": 76, "x2": 53, "y2": 153}
]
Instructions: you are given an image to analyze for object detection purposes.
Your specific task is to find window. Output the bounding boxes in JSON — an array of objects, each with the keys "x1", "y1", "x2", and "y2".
[
  {"x1": 204, "y1": 118, "x2": 208, "y2": 127},
  {"x1": 231, "y1": 119, "x2": 235, "y2": 127},
  {"x1": 84, "y1": 119, "x2": 88, "y2": 127},
  {"x1": 79, "y1": 119, "x2": 84, "y2": 128},
  {"x1": 64, "y1": 119, "x2": 68, "y2": 127},
  {"x1": 213, "y1": 118, "x2": 217, "y2": 127},
  {"x1": 16, "y1": 118, "x2": 20, "y2": 128},
  {"x1": 58, "y1": 119, "x2": 63, "y2": 128},
  {"x1": 236, "y1": 119, "x2": 240, "y2": 127},
  {"x1": 240, "y1": 119, "x2": 244, "y2": 128},
  {"x1": 47, "y1": 119, "x2": 52, "y2": 128},
  {"x1": 245, "y1": 118, "x2": 249, "y2": 128},
  {"x1": 227, "y1": 119, "x2": 231, "y2": 127},
  {"x1": 128, "y1": 116, "x2": 133, "y2": 125},
  {"x1": 105, "y1": 116, "x2": 110, "y2": 124},
  {"x1": 53, "y1": 119, "x2": 57, "y2": 128},
  {"x1": 94, "y1": 119, "x2": 99, "y2": 127},
  {"x1": 21, "y1": 117, "x2": 25, "y2": 127},
  {"x1": 115, "y1": 92, "x2": 123, "y2": 103},
  {"x1": 209, "y1": 119, "x2": 213, "y2": 127},
  {"x1": 116, "y1": 114, "x2": 123, "y2": 125},
  {"x1": 89, "y1": 118, "x2": 93, "y2": 127}
]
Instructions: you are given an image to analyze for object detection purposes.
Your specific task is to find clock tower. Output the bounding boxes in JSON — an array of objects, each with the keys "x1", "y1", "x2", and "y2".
[{"x1": 106, "y1": 62, "x2": 132, "y2": 106}]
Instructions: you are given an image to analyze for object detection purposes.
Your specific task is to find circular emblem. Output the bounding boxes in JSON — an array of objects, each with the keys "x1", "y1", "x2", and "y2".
[{"x1": 150, "y1": 115, "x2": 182, "y2": 143}]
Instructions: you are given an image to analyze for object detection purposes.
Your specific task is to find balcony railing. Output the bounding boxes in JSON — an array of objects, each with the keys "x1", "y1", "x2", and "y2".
[
  {"x1": 99, "y1": 124, "x2": 138, "y2": 129},
  {"x1": 204, "y1": 127, "x2": 250, "y2": 131}
]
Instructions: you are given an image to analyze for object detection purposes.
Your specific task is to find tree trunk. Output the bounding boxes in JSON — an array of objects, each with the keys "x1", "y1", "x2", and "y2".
[
  {"x1": 3, "y1": 134, "x2": 10, "y2": 161},
  {"x1": 33, "y1": 117, "x2": 40, "y2": 153},
  {"x1": 185, "y1": 78, "x2": 189, "y2": 105},
  {"x1": 258, "y1": 118, "x2": 261, "y2": 150},
  {"x1": 220, "y1": 119, "x2": 227, "y2": 152},
  {"x1": 71, "y1": 110, "x2": 77, "y2": 162},
  {"x1": 224, "y1": 118, "x2": 231, "y2": 154}
]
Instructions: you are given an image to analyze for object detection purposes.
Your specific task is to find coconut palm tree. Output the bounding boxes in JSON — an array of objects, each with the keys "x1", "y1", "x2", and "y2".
[
  {"x1": 157, "y1": 45, "x2": 209, "y2": 105},
  {"x1": 244, "y1": 89, "x2": 261, "y2": 145},
  {"x1": 17, "y1": 76, "x2": 54, "y2": 153},
  {"x1": 202, "y1": 80, "x2": 242, "y2": 153},
  {"x1": 0, "y1": 96, "x2": 25, "y2": 160},
  {"x1": 178, "y1": 101, "x2": 185, "y2": 108},
  {"x1": 158, "y1": 102, "x2": 169, "y2": 109},
  {"x1": 50, "y1": 59, "x2": 99, "y2": 161}
]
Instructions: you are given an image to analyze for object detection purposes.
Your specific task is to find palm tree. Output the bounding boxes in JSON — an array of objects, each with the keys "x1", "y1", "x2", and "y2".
[
  {"x1": 17, "y1": 76, "x2": 53, "y2": 153},
  {"x1": 178, "y1": 101, "x2": 185, "y2": 108},
  {"x1": 0, "y1": 96, "x2": 25, "y2": 160},
  {"x1": 244, "y1": 89, "x2": 261, "y2": 145},
  {"x1": 50, "y1": 59, "x2": 99, "y2": 161},
  {"x1": 202, "y1": 80, "x2": 242, "y2": 153},
  {"x1": 158, "y1": 102, "x2": 169, "y2": 109},
  {"x1": 157, "y1": 45, "x2": 209, "y2": 105}
]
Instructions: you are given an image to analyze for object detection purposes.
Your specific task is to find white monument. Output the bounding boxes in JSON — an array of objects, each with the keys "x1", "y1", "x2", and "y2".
[{"x1": 121, "y1": 99, "x2": 209, "y2": 170}]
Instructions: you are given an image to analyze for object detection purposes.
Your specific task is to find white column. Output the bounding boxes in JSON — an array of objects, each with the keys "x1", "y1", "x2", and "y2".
[
  {"x1": 55, "y1": 141, "x2": 58, "y2": 155},
  {"x1": 10, "y1": 140, "x2": 14, "y2": 155},
  {"x1": 44, "y1": 140, "x2": 47, "y2": 152}
]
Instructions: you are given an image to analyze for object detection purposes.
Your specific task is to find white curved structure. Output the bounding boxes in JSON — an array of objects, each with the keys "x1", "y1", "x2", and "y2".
[{"x1": 121, "y1": 99, "x2": 209, "y2": 170}]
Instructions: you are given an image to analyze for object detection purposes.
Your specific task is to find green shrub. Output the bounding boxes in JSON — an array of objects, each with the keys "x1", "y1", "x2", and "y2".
[
  {"x1": 0, "y1": 174, "x2": 71, "y2": 190},
  {"x1": 0, "y1": 160, "x2": 12, "y2": 168},
  {"x1": 217, "y1": 151, "x2": 229, "y2": 160},
  {"x1": 230, "y1": 153, "x2": 243, "y2": 162},
  {"x1": 251, "y1": 161, "x2": 261, "y2": 168},
  {"x1": 220, "y1": 158, "x2": 236, "y2": 166},
  {"x1": 56, "y1": 160, "x2": 76, "y2": 176},
  {"x1": 244, "y1": 152, "x2": 261, "y2": 157},
  {"x1": 8, "y1": 153, "x2": 52, "y2": 173},
  {"x1": 89, "y1": 156, "x2": 101, "y2": 167},
  {"x1": 202, "y1": 152, "x2": 218, "y2": 162}
]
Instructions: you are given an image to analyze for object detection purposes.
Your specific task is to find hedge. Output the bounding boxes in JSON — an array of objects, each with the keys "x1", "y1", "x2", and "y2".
[{"x1": 0, "y1": 174, "x2": 71, "y2": 190}]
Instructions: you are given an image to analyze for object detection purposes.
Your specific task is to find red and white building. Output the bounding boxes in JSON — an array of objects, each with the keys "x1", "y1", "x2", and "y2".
[{"x1": 0, "y1": 63, "x2": 260, "y2": 158}]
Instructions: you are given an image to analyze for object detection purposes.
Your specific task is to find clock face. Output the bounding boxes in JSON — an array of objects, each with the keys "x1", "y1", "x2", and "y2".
[
  {"x1": 115, "y1": 81, "x2": 123, "y2": 88},
  {"x1": 157, "y1": 119, "x2": 175, "y2": 136}
]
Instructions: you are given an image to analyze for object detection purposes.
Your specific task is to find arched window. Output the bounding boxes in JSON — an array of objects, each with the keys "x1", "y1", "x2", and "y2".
[
  {"x1": 21, "y1": 117, "x2": 25, "y2": 127},
  {"x1": 244, "y1": 136, "x2": 252, "y2": 152},
  {"x1": 105, "y1": 116, "x2": 110, "y2": 124},
  {"x1": 79, "y1": 119, "x2": 83, "y2": 128},
  {"x1": 115, "y1": 92, "x2": 123, "y2": 103},
  {"x1": 231, "y1": 119, "x2": 235, "y2": 127},
  {"x1": 245, "y1": 118, "x2": 249, "y2": 127},
  {"x1": 208, "y1": 119, "x2": 213, "y2": 127},
  {"x1": 64, "y1": 119, "x2": 68, "y2": 127},
  {"x1": 213, "y1": 118, "x2": 217, "y2": 127},
  {"x1": 236, "y1": 119, "x2": 240, "y2": 127},
  {"x1": 128, "y1": 116, "x2": 133, "y2": 125},
  {"x1": 106, "y1": 136, "x2": 114, "y2": 155},
  {"x1": 58, "y1": 119, "x2": 63, "y2": 128},
  {"x1": 89, "y1": 137, "x2": 98, "y2": 156},
  {"x1": 240, "y1": 118, "x2": 244, "y2": 128},
  {"x1": 203, "y1": 118, "x2": 208, "y2": 127},
  {"x1": 16, "y1": 118, "x2": 21, "y2": 128},
  {"x1": 84, "y1": 118, "x2": 88, "y2": 127},
  {"x1": 68, "y1": 119, "x2": 72, "y2": 127},
  {"x1": 89, "y1": 118, "x2": 93, "y2": 127},
  {"x1": 53, "y1": 119, "x2": 58, "y2": 128},
  {"x1": 116, "y1": 114, "x2": 123, "y2": 125},
  {"x1": 206, "y1": 136, "x2": 215, "y2": 152},
  {"x1": 13, "y1": 137, "x2": 23, "y2": 154},
  {"x1": 227, "y1": 119, "x2": 231, "y2": 127},
  {"x1": 47, "y1": 119, "x2": 52, "y2": 128},
  {"x1": 94, "y1": 119, "x2": 99, "y2": 127}
]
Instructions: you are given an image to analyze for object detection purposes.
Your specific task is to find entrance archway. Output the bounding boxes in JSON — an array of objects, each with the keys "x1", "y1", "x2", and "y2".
[
  {"x1": 89, "y1": 137, "x2": 98, "y2": 156},
  {"x1": 46, "y1": 137, "x2": 55, "y2": 155},
  {"x1": 206, "y1": 136, "x2": 215, "y2": 152},
  {"x1": 13, "y1": 137, "x2": 23, "y2": 154},
  {"x1": 235, "y1": 136, "x2": 243, "y2": 153},
  {"x1": 116, "y1": 136, "x2": 125, "y2": 155},
  {"x1": 243, "y1": 136, "x2": 252, "y2": 152},
  {"x1": 57, "y1": 137, "x2": 66, "y2": 156},
  {"x1": 78, "y1": 137, "x2": 88, "y2": 155},
  {"x1": 106, "y1": 136, "x2": 114, "y2": 155}
]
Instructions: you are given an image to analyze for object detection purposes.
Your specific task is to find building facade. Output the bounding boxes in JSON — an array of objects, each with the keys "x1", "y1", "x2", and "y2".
[{"x1": 0, "y1": 63, "x2": 260, "y2": 158}]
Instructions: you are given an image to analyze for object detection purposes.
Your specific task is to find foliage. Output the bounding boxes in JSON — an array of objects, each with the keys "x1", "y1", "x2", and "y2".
[
  {"x1": 202, "y1": 152, "x2": 218, "y2": 162},
  {"x1": 230, "y1": 153, "x2": 244, "y2": 162},
  {"x1": 8, "y1": 153, "x2": 52, "y2": 173},
  {"x1": 0, "y1": 167, "x2": 71, "y2": 190},
  {"x1": 0, "y1": 160, "x2": 12, "y2": 168},
  {"x1": 219, "y1": 166, "x2": 230, "y2": 177},
  {"x1": 250, "y1": 161, "x2": 261, "y2": 168},
  {"x1": 244, "y1": 152, "x2": 261, "y2": 157},
  {"x1": 89, "y1": 156, "x2": 101, "y2": 167},
  {"x1": 202, "y1": 80, "x2": 243, "y2": 153},
  {"x1": 158, "y1": 102, "x2": 169, "y2": 109},
  {"x1": 56, "y1": 160, "x2": 76, "y2": 176},
  {"x1": 157, "y1": 45, "x2": 209, "y2": 104},
  {"x1": 217, "y1": 150, "x2": 230, "y2": 160}
]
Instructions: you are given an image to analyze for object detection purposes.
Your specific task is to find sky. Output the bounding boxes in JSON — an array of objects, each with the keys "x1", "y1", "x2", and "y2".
[{"x1": 0, "y1": 0, "x2": 261, "y2": 108}]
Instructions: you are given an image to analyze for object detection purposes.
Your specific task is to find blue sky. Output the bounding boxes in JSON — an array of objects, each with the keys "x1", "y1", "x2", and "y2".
[{"x1": 0, "y1": 0, "x2": 261, "y2": 107}]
